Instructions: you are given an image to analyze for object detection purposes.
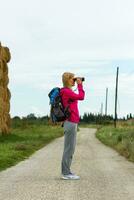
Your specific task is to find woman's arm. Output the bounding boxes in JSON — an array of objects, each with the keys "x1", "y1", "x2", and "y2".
[{"x1": 67, "y1": 83, "x2": 85, "y2": 100}]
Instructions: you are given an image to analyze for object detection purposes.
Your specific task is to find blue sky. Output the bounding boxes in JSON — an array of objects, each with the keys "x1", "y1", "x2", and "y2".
[{"x1": 0, "y1": 0, "x2": 134, "y2": 118}]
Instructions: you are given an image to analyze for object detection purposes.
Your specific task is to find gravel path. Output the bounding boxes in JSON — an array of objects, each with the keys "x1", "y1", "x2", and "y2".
[{"x1": 0, "y1": 128, "x2": 134, "y2": 200}]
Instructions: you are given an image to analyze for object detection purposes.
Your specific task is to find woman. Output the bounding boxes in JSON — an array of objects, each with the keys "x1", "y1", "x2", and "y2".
[{"x1": 60, "y1": 72, "x2": 85, "y2": 180}]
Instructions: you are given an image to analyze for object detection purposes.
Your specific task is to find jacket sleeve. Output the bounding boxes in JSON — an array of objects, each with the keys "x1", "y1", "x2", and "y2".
[{"x1": 66, "y1": 83, "x2": 85, "y2": 100}]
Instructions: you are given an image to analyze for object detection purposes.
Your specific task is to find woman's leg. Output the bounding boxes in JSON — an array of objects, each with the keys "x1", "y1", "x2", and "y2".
[{"x1": 61, "y1": 121, "x2": 77, "y2": 175}]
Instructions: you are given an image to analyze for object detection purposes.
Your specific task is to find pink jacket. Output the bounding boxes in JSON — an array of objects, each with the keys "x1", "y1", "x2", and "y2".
[{"x1": 60, "y1": 83, "x2": 85, "y2": 123}]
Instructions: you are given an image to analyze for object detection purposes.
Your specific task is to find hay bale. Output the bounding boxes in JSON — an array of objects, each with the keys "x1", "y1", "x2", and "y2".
[
  {"x1": 0, "y1": 44, "x2": 11, "y2": 135},
  {"x1": 3, "y1": 88, "x2": 11, "y2": 101},
  {"x1": 5, "y1": 113, "x2": 11, "y2": 128},
  {"x1": 3, "y1": 102, "x2": 10, "y2": 113},
  {"x1": 0, "y1": 66, "x2": 3, "y2": 81},
  {"x1": 0, "y1": 113, "x2": 11, "y2": 135},
  {"x1": 3, "y1": 75, "x2": 9, "y2": 87},
  {"x1": 3, "y1": 62, "x2": 8, "y2": 74},
  {"x1": 0, "y1": 87, "x2": 4, "y2": 98},
  {"x1": 0, "y1": 47, "x2": 11, "y2": 63},
  {"x1": 0, "y1": 97, "x2": 4, "y2": 113}
]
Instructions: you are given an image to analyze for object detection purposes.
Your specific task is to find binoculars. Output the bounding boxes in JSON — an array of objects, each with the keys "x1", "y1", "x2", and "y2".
[{"x1": 73, "y1": 77, "x2": 85, "y2": 82}]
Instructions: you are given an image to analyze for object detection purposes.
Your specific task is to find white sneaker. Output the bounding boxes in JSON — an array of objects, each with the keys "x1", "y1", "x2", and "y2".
[{"x1": 61, "y1": 174, "x2": 80, "y2": 180}]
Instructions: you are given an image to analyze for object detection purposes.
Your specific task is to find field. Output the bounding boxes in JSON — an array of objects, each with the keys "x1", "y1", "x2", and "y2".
[
  {"x1": 0, "y1": 124, "x2": 63, "y2": 171},
  {"x1": 96, "y1": 122, "x2": 134, "y2": 162}
]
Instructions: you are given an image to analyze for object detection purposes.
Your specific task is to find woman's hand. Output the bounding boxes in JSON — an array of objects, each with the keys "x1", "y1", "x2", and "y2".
[{"x1": 76, "y1": 78, "x2": 82, "y2": 84}]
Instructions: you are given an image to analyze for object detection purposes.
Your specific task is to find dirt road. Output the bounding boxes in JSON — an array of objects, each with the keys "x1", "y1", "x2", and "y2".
[{"x1": 0, "y1": 128, "x2": 134, "y2": 200}]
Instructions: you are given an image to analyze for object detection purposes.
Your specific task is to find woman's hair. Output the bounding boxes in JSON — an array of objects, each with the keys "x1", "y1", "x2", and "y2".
[{"x1": 62, "y1": 72, "x2": 75, "y2": 87}]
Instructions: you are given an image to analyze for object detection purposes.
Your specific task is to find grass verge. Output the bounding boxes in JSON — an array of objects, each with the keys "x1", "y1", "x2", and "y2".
[
  {"x1": 0, "y1": 125, "x2": 63, "y2": 172},
  {"x1": 96, "y1": 125, "x2": 134, "y2": 162}
]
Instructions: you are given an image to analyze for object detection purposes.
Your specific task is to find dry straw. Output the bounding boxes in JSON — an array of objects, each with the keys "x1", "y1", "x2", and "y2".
[{"x1": 0, "y1": 43, "x2": 11, "y2": 135}]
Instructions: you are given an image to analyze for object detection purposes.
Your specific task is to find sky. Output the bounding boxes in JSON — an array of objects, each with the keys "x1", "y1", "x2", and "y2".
[{"x1": 0, "y1": 0, "x2": 134, "y2": 118}]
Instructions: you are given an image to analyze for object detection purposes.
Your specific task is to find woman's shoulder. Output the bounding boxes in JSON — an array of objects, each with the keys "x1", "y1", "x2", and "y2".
[
  {"x1": 60, "y1": 87, "x2": 71, "y2": 91},
  {"x1": 60, "y1": 87, "x2": 72, "y2": 96}
]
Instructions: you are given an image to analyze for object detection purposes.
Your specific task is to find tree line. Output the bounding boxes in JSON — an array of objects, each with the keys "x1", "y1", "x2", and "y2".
[{"x1": 11, "y1": 112, "x2": 134, "y2": 128}]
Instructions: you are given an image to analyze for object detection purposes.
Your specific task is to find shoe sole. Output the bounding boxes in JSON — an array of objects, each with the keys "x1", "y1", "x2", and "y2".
[{"x1": 61, "y1": 176, "x2": 80, "y2": 180}]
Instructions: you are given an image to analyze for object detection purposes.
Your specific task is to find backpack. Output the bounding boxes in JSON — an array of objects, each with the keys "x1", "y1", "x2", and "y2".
[{"x1": 48, "y1": 87, "x2": 71, "y2": 123}]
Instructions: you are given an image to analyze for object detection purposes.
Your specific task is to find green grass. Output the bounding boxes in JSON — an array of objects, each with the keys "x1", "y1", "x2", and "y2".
[
  {"x1": 0, "y1": 125, "x2": 63, "y2": 171},
  {"x1": 96, "y1": 125, "x2": 134, "y2": 162}
]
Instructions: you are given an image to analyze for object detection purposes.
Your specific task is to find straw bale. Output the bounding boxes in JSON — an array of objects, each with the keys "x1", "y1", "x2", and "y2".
[
  {"x1": 0, "y1": 47, "x2": 11, "y2": 63},
  {"x1": 0, "y1": 44, "x2": 11, "y2": 134}
]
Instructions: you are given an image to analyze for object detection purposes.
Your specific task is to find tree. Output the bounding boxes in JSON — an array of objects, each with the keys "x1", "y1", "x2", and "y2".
[{"x1": 26, "y1": 113, "x2": 37, "y2": 120}]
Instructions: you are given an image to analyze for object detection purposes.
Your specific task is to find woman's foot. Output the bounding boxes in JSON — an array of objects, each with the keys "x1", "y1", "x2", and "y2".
[{"x1": 61, "y1": 173, "x2": 80, "y2": 180}]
